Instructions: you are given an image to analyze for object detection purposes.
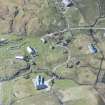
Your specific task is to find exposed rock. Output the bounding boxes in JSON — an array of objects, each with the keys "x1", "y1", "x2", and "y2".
[
  {"x1": 0, "y1": 0, "x2": 66, "y2": 35},
  {"x1": 0, "y1": 0, "x2": 102, "y2": 34}
]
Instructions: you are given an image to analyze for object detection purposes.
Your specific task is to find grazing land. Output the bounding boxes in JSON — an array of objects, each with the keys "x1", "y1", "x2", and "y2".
[{"x1": 0, "y1": 0, "x2": 105, "y2": 105}]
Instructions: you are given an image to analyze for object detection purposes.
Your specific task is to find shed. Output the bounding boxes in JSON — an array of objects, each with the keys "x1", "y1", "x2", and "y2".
[{"x1": 15, "y1": 56, "x2": 24, "y2": 60}]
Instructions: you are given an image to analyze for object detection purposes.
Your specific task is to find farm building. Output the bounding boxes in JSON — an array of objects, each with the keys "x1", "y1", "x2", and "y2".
[
  {"x1": 27, "y1": 46, "x2": 38, "y2": 56},
  {"x1": 32, "y1": 75, "x2": 48, "y2": 90},
  {"x1": 88, "y1": 43, "x2": 97, "y2": 54},
  {"x1": 62, "y1": 0, "x2": 73, "y2": 7}
]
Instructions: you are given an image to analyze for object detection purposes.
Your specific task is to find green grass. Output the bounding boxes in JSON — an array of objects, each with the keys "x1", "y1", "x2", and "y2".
[
  {"x1": 1, "y1": 81, "x2": 14, "y2": 105},
  {"x1": 0, "y1": 34, "x2": 67, "y2": 77},
  {"x1": 55, "y1": 65, "x2": 77, "y2": 79},
  {"x1": 75, "y1": 0, "x2": 99, "y2": 25},
  {"x1": 54, "y1": 80, "x2": 78, "y2": 90},
  {"x1": 0, "y1": 72, "x2": 52, "y2": 105},
  {"x1": 13, "y1": 78, "x2": 38, "y2": 99},
  {"x1": 13, "y1": 92, "x2": 59, "y2": 105},
  {"x1": 64, "y1": 7, "x2": 83, "y2": 27},
  {"x1": 65, "y1": 99, "x2": 90, "y2": 105}
]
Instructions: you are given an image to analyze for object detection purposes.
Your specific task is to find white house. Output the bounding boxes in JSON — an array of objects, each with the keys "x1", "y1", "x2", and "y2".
[
  {"x1": 26, "y1": 46, "x2": 38, "y2": 56},
  {"x1": 27, "y1": 46, "x2": 33, "y2": 54},
  {"x1": 62, "y1": 0, "x2": 73, "y2": 7}
]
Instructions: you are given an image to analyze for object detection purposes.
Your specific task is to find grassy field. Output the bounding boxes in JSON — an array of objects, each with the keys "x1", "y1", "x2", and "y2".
[
  {"x1": 0, "y1": 30, "x2": 105, "y2": 105},
  {"x1": 54, "y1": 79, "x2": 78, "y2": 90},
  {"x1": 0, "y1": 72, "x2": 52, "y2": 105},
  {"x1": 74, "y1": 0, "x2": 99, "y2": 25},
  {"x1": 1, "y1": 81, "x2": 14, "y2": 105},
  {"x1": 54, "y1": 85, "x2": 104, "y2": 105},
  {"x1": 0, "y1": 34, "x2": 67, "y2": 78}
]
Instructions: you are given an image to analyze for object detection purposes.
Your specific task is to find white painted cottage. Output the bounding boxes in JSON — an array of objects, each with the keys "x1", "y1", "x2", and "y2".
[
  {"x1": 27, "y1": 46, "x2": 38, "y2": 56},
  {"x1": 62, "y1": 0, "x2": 73, "y2": 7}
]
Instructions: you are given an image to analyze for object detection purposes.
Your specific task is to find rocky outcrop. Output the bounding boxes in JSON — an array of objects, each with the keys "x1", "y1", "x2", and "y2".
[
  {"x1": 0, "y1": 0, "x2": 103, "y2": 35},
  {"x1": 0, "y1": 0, "x2": 66, "y2": 35}
]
